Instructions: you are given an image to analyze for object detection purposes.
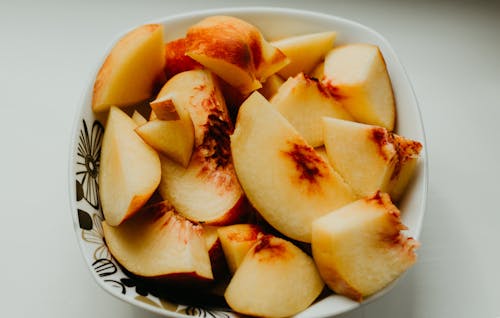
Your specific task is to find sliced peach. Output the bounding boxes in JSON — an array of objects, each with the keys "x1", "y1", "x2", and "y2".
[
  {"x1": 103, "y1": 202, "x2": 213, "y2": 285},
  {"x1": 312, "y1": 192, "x2": 419, "y2": 301},
  {"x1": 272, "y1": 31, "x2": 336, "y2": 79},
  {"x1": 92, "y1": 24, "x2": 165, "y2": 112},
  {"x1": 271, "y1": 73, "x2": 353, "y2": 147},
  {"x1": 136, "y1": 94, "x2": 195, "y2": 167},
  {"x1": 164, "y1": 38, "x2": 203, "y2": 79},
  {"x1": 185, "y1": 16, "x2": 288, "y2": 95},
  {"x1": 231, "y1": 92, "x2": 356, "y2": 242},
  {"x1": 217, "y1": 224, "x2": 263, "y2": 274},
  {"x1": 157, "y1": 70, "x2": 245, "y2": 225},
  {"x1": 323, "y1": 43, "x2": 395, "y2": 130},
  {"x1": 99, "y1": 106, "x2": 161, "y2": 226},
  {"x1": 323, "y1": 117, "x2": 422, "y2": 201},
  {"x1": 258, "y1": 74, "x2": 285, "y2": 100},
  {"x1": 225, "y1": 235, "x2": 324, "y2": 317}
]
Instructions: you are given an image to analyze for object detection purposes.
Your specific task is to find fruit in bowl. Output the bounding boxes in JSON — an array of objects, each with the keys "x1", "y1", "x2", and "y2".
[{"x1": 70, "y1": 7, "x2": 427, "y2": 318}]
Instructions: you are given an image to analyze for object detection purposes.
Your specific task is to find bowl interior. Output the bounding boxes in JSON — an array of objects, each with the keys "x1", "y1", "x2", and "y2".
[{"x1": 69, "y1": 7, "x2": 427, "y2": 318}]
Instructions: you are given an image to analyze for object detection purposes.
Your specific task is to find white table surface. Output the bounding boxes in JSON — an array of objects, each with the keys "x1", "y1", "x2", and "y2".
[{"x1": 1, "y1": 0, "x2": 499, "y2": 317}]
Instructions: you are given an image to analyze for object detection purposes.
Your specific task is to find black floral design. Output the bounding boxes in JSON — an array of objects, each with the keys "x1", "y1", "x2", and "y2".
[
  {"x1": 120, "y1": 277, "x2": 151, "y2": 297},
  {"x1": 92, "y1": 258, "x2": 117, "y2": 277},
  {"x1": 81, "y1": 213, "x2": 110, "y2": 260},
  {"x1": 77, "y1": 209, "x2": 93, "y2": 230},
  {"x1": 76, "y1": 119, "x2": 103, "y2": 209},
  {"x1": 104, "y1": 279, "x2": 127, "y2": 294},
  {"x1": 74, "y1": 119, "x2": 235, "y2": 317},
  {"x1": 184, "y1": 307, "x2": 232, "y2": 318}
]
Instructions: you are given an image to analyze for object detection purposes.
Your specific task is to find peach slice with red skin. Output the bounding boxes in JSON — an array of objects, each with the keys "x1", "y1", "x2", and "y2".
[
  {"x1": 164, "y1": 38, "x2": 203, "y2": 80},
  {"x1": 323, "y1": 117, "x2": 422, "y2": 201},
  {"x1": 92, "y1": 24, "x2": 166, "y2": 112},
  {"x1": 99, "y1": 106, "x2": 161, "y2": 226},
  {"x1": 312, "y1": 192, "x2": 419, "y2": 301},
  {"x1": 224, "y1": 235, "x2": 324, "y2": 317},
  {"x1": 136, "y1": 93, "x2": 195, "y2": 168},
  {"x1": 102, "y1": 201, "x2": 214, "y2": 285},
  {"x1": 185, "y1": 16, "x2": 288, "y2": 95},
  {"x1": 322, "y1": 43, "x2": 396, "y2": 130},
  {"x1": 271, "y1": 73, "x2": 353, "y2": 147},
  {"x1": 202, "y1": 225, "x2": 228, "y2": 280},
  {"x1": 217, "y1": 224, "x2": 263, "y2": 274},
  {"x1": 230, "y1": 92, "x2": 356, "y2": 242},
  {"x1": 157, "y1": 70, "x2": 246, "y2": 225}
]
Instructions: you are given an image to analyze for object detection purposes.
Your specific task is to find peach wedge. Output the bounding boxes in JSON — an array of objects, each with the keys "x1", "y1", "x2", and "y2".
[
  {"x1": 225, "y1": 235, "x2": 324, "y2": 317},
  {"x1": 323, "y1": 117, "x2": 422, "y2": 201},
  {"x1": 186, "y1": 16, "x2": 288, "y2": 95},
  {"x1": 231, "y1": 92, "x2": 356, "y2": 242},
  {"x1": 312, "y1": 192, "x2": 419, "y2": 301},
  {"x1": 135, "y1": 93, "x2": 195, "y2": 167},
  {"x1": 272, "y1": 31, "x2": 336, "y2": 79},
  {"x1": 103, "y1": 202, "x2": 213, "y2": 285},
  {"x1": 271, "y1": 73, "x2": 353, "y2": 147},
  {"x1": 323, "y1": 43, "x2": 395, "y2": 130},
  {"x1": 217, "y1": 224, "x2": 263, "y2": 274},
  {"x1": 92, "y1": 24, "x2": 165, "y2": 112},
  {"x1": 157, "y1": 70, "x2": 245, "y2": 225},
  {"x1": 99, "y1": 107, "x2": 161, "y2": 226}
]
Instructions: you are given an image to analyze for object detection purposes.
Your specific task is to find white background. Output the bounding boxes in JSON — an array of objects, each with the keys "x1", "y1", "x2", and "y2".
[{"x1": 1, "y1": 0, "x2": 499, "y2": 317}]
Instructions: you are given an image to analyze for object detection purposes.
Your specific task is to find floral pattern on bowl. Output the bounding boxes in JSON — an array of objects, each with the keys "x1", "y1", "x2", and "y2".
[{"x1": 73, "y1": 117, "x2": 235, "y2": 318}]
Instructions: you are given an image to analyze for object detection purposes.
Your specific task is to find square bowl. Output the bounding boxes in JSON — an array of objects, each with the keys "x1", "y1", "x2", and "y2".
[{"x1": 69, "y1": 7, "x2": 427, "y2": 318}]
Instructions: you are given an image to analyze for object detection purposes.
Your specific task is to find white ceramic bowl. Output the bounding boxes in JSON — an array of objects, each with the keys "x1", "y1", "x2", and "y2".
[{"x1": 69, "y1": 7, "x2": 427, "y2": 318}]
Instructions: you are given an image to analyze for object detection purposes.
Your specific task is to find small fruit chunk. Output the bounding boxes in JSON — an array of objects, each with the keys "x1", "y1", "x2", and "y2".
[
  {"x1": 323, "y1": 43, "x2": 395, "y2": 130},
  {"x1": 136, "y1": 94, "x2": 195, "y2": 167},
  {"x1": 231, "y1": 92, "x2": 356, "y2": 242},
  {"x1": 323, "y1": 118, "x2": 422, "y2": 201},
  {"x1": 131, "y1": 110, "x2": 147, "y2": 126},
  {"x1": 312, "y1": 192, "x2": 418, "y2": 301},
  {"x1": 272, "y1": 31, "x2": 336, "y2": 79},
  {"x1": 159, "y1": 149, "x2": 245, "y2": 226},
  {"x1": 217, "y1": 224, "x2": 263, "y2": 274},
  {"x1": 164, "y1": 38, "x2": 202, "y2": 79},
  {"x1": 271, "y1": 73, "x2": 353, "y2": 147},
  {"x1": 102, "y1": 202, "x2": 213, "y2": 284},
  {"x1": 225, "y1": 235, "x2": 324, "y2": 317},
  {"x1": 155, "y1": 70, "x2": 226, "y2": 145},
  {"x1": 99, "y1": 107, "x2": 161, "y2": 226},
  {"x1": 258, "y1": 74, "x2": 285, "y2": 100},
  {"x1": 203, "y1": 225, "x2": 221, "y2": 255},
  {"x1": 135, "y1": 120, "x2": 194, "y2": 168},
  {"x1": 149, "y1": 95, "x2": 178, "y2": 120},
  {"x1": 310, "y1": 62, "x2": 325, "y2": 79},
  {"x1": 185, "y1": 16, "x2": 288, "y2": 95},
  {"x1": 92, "y1": 24, "x2": 165, "y2": 112},
  {"x1": 202, "y1": 225, "x2": 227, "y2": 279},
  {"x1": 157, "y1": 70, "x2": 245, "y2": 225}
]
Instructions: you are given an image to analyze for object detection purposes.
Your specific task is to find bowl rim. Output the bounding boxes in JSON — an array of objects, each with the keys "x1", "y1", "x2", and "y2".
[{"x1": 68, "y1": 6, "x2": 428, "y2": 318}]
